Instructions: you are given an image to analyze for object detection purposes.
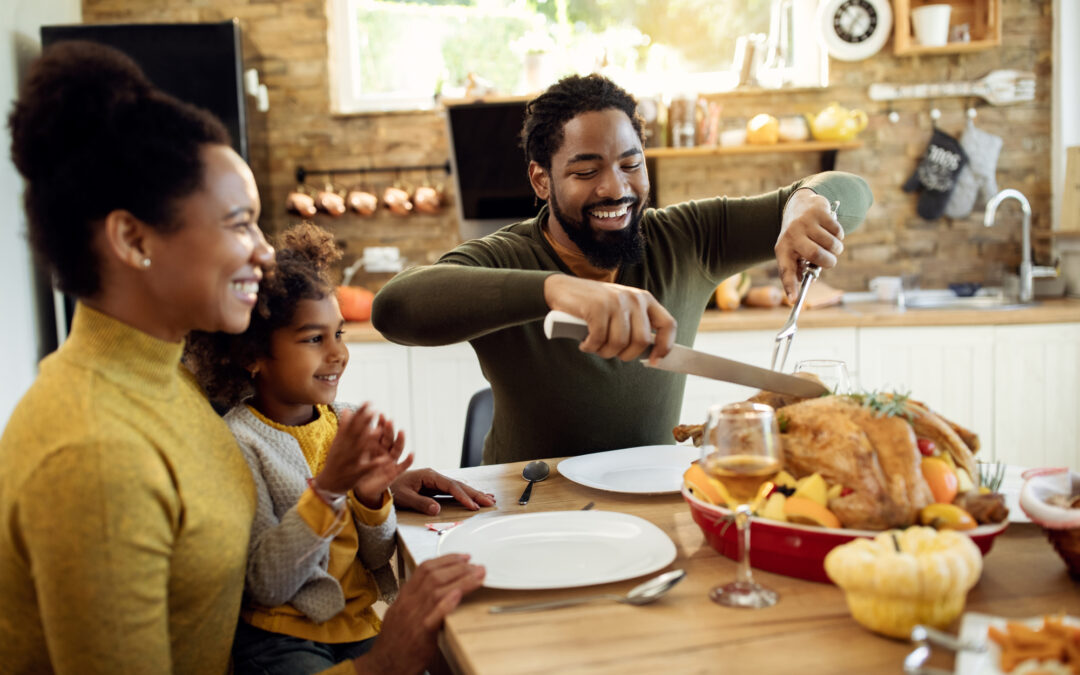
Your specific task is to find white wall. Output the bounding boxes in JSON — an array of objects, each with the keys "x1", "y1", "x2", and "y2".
[
  {"x1": 0, "y1": 0, "x2": 81, "y2": 426},
  {"x1": 1053, "y1": 0, "x2": 1079, "y2": 231}
]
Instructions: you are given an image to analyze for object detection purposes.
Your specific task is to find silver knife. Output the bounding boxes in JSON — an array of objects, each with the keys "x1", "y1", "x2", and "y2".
[{"x1": 543, "y1": 310, "x2": 829, "y2": 398}]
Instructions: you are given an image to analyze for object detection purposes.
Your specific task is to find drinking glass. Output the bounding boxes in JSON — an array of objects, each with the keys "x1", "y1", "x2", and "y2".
[
  {"x1": 794, "y1": 359, "x2": 853, "y2": 394},
  {"x1": 701, "y1": 402, "x2": 782, "y2": 608}
]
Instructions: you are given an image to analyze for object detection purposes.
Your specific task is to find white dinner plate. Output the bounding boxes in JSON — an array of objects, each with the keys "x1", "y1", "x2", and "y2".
[
  {"x1": 436, "y1": 511, "x2": 677, "y2": 590},
  {"x1": 955, "y1": 612, "x2": 1079, "y2": 674},
  {"x1": 557, "y1": 445, "x2": 700, "y2": 495}
]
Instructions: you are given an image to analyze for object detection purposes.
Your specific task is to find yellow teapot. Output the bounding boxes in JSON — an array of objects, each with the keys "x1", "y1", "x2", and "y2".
[{"x1": 805, "y1": 102, "x2": 868, "y2": 142}]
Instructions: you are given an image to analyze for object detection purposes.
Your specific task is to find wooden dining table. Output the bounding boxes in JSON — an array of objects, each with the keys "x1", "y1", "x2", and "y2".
[{"x1": 395, "y1": 459, "x2": 1080, "y2": 675}]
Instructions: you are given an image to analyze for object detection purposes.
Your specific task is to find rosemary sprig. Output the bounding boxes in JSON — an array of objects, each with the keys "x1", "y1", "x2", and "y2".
[
  {"x1": 977, "y1": 460, "x2": 1006, "y2": 493},
  {"x1": 848, "y1": 390, "x2": 918, "y2": 422}
]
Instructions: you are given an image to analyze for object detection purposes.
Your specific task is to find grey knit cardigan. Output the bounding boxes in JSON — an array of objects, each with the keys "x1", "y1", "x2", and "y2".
[{"x1": 225, "y1": 403, "x2": 398, "y2": 624}]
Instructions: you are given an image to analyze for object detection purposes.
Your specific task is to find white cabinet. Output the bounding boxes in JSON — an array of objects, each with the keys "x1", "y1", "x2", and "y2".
[
  {"x1": 993, "y1": 323, "x2": 1080, "y2": 469},
  {"x1": 680, "y1": 327, "x2": 858, "y2": 426},
  {"x1": 340, "y1": 341, "x2": 413, "y2": 442},
  {"x1": 858, "y1": 326, "x2": 995, "y2": 458},
  {"x1": 407, "y1": 343, "x2": 487, "y2": 471}
]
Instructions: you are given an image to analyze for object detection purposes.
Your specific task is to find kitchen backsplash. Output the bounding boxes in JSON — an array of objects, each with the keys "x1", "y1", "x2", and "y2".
[{"x1": 83, "y1": 0, "x2": 1053, "y2": 292}]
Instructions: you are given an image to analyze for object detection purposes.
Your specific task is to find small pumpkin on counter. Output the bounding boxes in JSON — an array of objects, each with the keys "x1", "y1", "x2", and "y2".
[
  {"x1": 714, "y1": 273, "x2": 751, "y2": 311},
  {"x1": 336, "y1": 285, "x2": 375, "y2": 322},
  {"x1": 824, "y1": 526, "x2": 983, "y2": 638}
]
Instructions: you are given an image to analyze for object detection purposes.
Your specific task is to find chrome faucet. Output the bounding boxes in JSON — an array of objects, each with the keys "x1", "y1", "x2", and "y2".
[{"x1": 983, "y1": 189, "x2": 1052, "y2": 303}]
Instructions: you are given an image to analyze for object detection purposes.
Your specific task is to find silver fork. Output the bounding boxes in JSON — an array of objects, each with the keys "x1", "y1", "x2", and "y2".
[{"x1": 770, "y1": 200, "x2": 839, "y2": 371}]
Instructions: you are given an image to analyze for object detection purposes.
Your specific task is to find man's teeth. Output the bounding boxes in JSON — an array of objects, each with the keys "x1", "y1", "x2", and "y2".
[
  {"x1": 590, "y1": 204, "x2": 629, "y2": 219},
  {"x1": 232, "y1": 281, "x2": 259, "y2": 294},
  {"x1": 316, "y1": 374, "x2": 339, "y2": 382}
]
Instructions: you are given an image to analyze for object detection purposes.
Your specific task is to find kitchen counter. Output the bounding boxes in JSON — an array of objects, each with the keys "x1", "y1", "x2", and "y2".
[{"x1": 344, "y1": 297, "x2": 1080, "y2": 342}]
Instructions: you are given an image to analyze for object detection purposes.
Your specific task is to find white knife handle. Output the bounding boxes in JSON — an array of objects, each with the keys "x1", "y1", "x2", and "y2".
[{"x1": 543, "y1": 310, "x2": 589, "y2": 341}]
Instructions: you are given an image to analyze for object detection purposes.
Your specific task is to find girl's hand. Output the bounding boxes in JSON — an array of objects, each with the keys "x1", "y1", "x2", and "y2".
[
  {"x1": 351, "y1": 415, "x2": 413, "y2": 509},
  {"x1": 314, "y1": 404, "x2": 398, "y2": 497}
]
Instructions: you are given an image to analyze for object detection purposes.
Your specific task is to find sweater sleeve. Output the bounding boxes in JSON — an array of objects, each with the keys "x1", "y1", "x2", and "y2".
[
  {"x1": 372, "y1": 241, "x2": 557, "y2": 346},
  {"x1": 16, "y1": 443, "x2": 180, "y2": 675},
  {"x1": 350, "y1": 490, "x2": 397, "y2": 573},
  {"x1": 241, "y1": 445, "x2": 339, "y2": 609},
  {"x1": 664, "y1": 170, "x2": 872, "y2": 281}
]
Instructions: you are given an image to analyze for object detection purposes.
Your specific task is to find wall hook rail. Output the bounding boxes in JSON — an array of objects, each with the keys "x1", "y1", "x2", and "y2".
[{"x1": 296, "y1": 162, "x2": 451, "y2": 185}]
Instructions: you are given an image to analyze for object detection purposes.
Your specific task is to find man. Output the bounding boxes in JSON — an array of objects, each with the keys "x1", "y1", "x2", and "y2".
[{"x1": 373, "y1": 74, "x2": 872, "y2": 464}]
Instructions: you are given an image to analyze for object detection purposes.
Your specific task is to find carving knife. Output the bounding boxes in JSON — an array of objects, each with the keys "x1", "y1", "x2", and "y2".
[{"x1": 543, "y1": 310, "x2": 829, "y2": 399}]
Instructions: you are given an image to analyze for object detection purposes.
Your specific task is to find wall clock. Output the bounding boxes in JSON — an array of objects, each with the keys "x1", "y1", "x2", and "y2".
[{"x1": 817, "y1": 0, "x2": 893, "y2": 62}]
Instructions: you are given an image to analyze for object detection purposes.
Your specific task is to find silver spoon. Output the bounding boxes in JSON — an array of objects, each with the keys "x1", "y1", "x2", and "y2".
[
  {"x1": 489, "y1": 569, "x2": 687, "y2": 614},
  {"x1": 517, "y1": 460, "x2": 550, "y2": 505}
]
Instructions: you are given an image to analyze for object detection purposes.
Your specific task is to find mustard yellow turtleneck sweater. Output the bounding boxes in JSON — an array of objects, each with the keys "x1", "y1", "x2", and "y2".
[{"x1": 0, "y1": 304, "x2": 256, "y2": 674}]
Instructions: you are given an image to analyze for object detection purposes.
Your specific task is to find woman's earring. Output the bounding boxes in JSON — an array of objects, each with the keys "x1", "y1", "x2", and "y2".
[{"x1": 141, "y1": 258, "x2": 152, "y2": 269}]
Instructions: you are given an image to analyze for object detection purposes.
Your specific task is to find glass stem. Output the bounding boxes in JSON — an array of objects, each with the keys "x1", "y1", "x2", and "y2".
[{"x1": 735, "y1": 504, "x2": 754, "y2": 586}]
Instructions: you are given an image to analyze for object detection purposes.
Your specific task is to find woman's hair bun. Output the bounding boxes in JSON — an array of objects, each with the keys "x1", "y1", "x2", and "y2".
[{"x1": 9, "y1": 41, "x2": 152, "y2": 181}]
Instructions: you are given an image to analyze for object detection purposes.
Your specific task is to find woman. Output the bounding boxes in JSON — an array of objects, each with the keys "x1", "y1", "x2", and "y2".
[{"x1": 0, "y1": 41, "x2": 483, "y2": 674}]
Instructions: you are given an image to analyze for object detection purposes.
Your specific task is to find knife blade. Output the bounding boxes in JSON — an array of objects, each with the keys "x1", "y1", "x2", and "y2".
[{"x1": 543, "y1": 310, "x2": 829, "y2": 398}]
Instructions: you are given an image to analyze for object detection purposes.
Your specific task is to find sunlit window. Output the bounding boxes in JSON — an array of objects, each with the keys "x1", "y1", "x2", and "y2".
[{"x1": 329, "y1": 0, "x2": 824, "y2": 113}]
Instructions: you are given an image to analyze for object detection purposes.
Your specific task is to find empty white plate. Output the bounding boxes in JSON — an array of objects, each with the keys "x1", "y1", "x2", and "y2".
[
  {"x1": 437, "y1": 510, "x2": 676, "y2": 590},
  {"x1": 557, "y1": 445, "x2": 700, "y2": 495}
]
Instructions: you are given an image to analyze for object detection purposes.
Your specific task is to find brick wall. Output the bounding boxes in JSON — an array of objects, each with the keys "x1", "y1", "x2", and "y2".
[{"x1": 83, "y1": 0, "x2": 1053, "y2": 292}]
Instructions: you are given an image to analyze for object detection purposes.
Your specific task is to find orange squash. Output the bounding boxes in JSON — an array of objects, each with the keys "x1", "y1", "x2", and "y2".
[{"x1": 336, "y1": 285, "x2": 375, "y2": 322}]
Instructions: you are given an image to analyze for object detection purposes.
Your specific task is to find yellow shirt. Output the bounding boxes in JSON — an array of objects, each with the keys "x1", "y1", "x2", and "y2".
[
  {"x1": 0, "y1": 304, "x2": 256, "y2": 674},
  {"x1": 241, "y1": 404, "x2": 392, "y2": 645}
]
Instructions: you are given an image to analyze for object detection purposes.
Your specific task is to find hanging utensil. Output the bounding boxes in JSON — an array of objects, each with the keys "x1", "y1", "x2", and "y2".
[{"x1": 868, "y1": 70, "x2": 1035, "y2": 107}]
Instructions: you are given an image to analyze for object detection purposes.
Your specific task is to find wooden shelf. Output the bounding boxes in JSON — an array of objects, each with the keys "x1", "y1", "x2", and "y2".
[
  {"x1": 644, "y1": 140, "x2": 862, "y2": 159},
  {"x1": 893, "y1": 0, "x2": 1001, "y2": 57}
]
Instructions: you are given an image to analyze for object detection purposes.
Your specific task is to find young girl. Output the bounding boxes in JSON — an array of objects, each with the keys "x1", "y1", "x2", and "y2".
[{"x1": 187, "y1": 223, "x2": 413, "y2": 675}]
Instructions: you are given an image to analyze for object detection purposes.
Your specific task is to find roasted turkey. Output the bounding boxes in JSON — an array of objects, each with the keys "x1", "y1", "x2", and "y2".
[{"x1": 673, "y1": 389, "x2": 981, "y2": 530}]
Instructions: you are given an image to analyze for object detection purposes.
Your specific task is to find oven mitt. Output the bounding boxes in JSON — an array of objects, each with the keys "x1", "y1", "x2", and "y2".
[
  {"x1": 944, "y1": 120, "x2": 1003, "y2": 219},
  {"x1": 903, "y1": 128, "x2": 968, "y2": 221}
]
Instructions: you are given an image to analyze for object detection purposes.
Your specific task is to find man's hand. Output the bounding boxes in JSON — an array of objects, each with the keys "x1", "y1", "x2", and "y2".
[
  {"x1": 391, "y1": 468, "x2": 496, "y2": 516},
  {"x1": 543, "y1": 274, "x2": 677, "y2": 366},
  {"x1": 353, "y1": 554, "x2": 486, "y2": 675},
  {"x1": 775, "y1": 188, "x2": 845, "y2": 302}
]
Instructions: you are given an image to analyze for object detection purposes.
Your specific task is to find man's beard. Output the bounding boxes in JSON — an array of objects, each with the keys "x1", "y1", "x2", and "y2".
[{"x1": 548, "y1": 188, "x2": 647, "y2": 270}]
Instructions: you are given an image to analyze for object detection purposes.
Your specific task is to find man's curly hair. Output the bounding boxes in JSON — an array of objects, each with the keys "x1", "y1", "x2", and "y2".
[
  {"x1": 519, "y1": 73, "x2": 645, "y2": 172},
  {"x1": 185, "y1": 222, "x2": 343, "y2": 411}
]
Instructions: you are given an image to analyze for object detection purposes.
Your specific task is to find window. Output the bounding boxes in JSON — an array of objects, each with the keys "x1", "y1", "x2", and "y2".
[{"x1": 329, "y1": 0, "x2": 825, "y2": 113}]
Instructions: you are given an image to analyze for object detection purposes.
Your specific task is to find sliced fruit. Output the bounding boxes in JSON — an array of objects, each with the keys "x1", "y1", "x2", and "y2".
[
  {"x1": 918, "y1": 503, "x2": 978, "y2": 531},
  {"x1": 784, "y1": 496, "x2": 842, "y2": 528},
  {"x1": 683, "y1": 462, "x2": 732, "y2": 506},
  {"x1": 921, "y1": 457, "x2": 959, "y2": 504},
  {"x1": 955, "y1": 467, "x2": 975, "y2": 494},
  {"x1": 793, "y1": 473, "x2": 828, "y2": 507},
  {"x1": 759, "y1": 492, "x2": 788, "y2": 522},
  {"x1": 917, "y1": 438, "x2": 936, "y2": 457},
  {"x1": 826, "y1": 483, "x2": 843, "y2": 501},
  {"x1": 773, "y1": 470, "x2": 798, "y2": 490}
]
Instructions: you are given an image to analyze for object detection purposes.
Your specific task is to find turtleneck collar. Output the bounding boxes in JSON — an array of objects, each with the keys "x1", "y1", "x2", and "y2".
[{"x1": 60, "y1": 303, "x2": 185, "y2": 399}]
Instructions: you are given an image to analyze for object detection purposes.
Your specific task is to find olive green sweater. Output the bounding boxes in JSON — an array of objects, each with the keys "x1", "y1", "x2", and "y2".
[
  {"x1": 0, "y1": 305, "x2": 256, "y2": 674},
  {"x1": 373, "y1": 172, "x2": 871, "y2": 464}
]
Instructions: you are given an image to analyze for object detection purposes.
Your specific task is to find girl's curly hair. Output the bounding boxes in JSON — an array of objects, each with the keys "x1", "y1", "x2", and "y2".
[{"x1": 185, "y1": 222, "x2": 343, "y2": 411}]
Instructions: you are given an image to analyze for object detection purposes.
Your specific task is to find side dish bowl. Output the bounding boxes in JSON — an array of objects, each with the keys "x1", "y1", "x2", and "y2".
[{"x1": 683, "y1": 486, "x2": 1009, "y2": 584}]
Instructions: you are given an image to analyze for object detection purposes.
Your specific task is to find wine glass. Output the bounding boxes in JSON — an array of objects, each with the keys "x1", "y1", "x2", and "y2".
[
  {"x1": 700, "y1": 401, "x2": 782, "y2": 609},
  {"x1": 794, "y1": 359, "x2": 853, "y2": 394}
]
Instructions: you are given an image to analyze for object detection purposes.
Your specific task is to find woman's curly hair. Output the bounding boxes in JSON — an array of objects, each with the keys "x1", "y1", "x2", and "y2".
[
  {"x1": 519, "y1": 73, "x2": 644, "y2": 172},
  {"x1": 185, "y1": 222, "x2": 343, "y2": 411},
  {"x1": 8, "y1": 41, "x2": 229, "y2": 297}
]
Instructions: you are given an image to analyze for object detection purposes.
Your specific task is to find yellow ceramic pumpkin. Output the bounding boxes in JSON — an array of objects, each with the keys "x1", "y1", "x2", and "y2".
[{"x1": 824, "y1": 526, "x2": 983, "y2": 638}]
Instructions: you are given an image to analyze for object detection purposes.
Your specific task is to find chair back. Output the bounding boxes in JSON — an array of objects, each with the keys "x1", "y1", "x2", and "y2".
[{"x1": 460, "y1": 387, "x2": 493, "y2": 467}]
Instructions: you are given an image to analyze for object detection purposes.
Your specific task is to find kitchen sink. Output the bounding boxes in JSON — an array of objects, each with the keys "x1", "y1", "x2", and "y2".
[{"x1": 902, "y1": 295, "x2": 1035, "y2": 311}]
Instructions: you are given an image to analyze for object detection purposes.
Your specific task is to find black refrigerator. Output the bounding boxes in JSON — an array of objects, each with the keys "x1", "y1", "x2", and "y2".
[{"x1": 37, "y1": 20, "x2": 249, "y2": 351}]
